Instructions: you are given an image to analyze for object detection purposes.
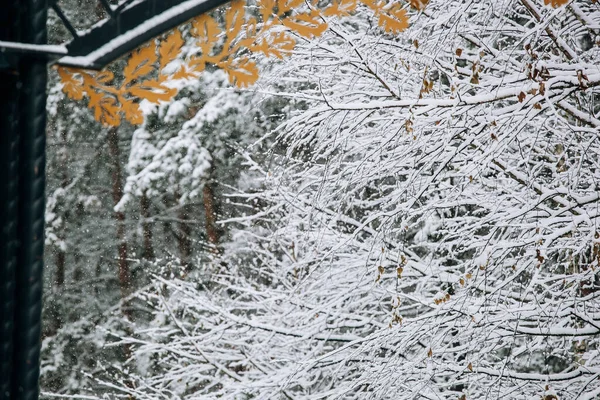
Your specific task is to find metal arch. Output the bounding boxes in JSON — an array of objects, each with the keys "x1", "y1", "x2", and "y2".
[
  {"x1": 61, "y1": 0, "x2": 233, "y2": 68},
  {"x1": 0, "y1": 0, "x2": 233, "y2": 70}
]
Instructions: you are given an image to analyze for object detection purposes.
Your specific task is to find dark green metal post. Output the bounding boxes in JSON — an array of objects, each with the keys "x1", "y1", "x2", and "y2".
[
  {"x1": 0, "y1": 77, "x2": 20, "y2": 397},
  {"x1": 13, "y1": 1, "x2": 48, "y2": 399},
  {"x1": 0, "y1": 1, "x2": 22, "y2": 397},
  {"x1": 0, "y1": 1, "x2": 47, "y2": 399}
]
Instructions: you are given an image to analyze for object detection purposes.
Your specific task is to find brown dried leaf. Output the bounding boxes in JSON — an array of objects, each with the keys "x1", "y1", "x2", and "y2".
[
  {"x1": 408, "y1": 0, "x2": 429, "y2": 10},
  {"x1": 544, "y1": 0, "x2": 569, "y2": 7},
  {"x1": 536, "y1": 249, "x2": 545, "y2": 264},
  {"x1": 539, "y1": 82, "x2": 546, "y2": 96}
]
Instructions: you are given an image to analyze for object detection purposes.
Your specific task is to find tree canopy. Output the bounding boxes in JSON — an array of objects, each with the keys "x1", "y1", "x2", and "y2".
[{"x1": 43, "y1": 0, "x2": 600, "y2": 399}]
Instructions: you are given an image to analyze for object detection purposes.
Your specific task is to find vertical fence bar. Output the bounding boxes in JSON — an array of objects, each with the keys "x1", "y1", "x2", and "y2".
[
  {"x1": 0, "y1": 70, "x2": 20, "y2": 400},
  {"x1": 11, "y1": 0, "x2": 48, "y2": 399},
  {"x1": 0, "y1": 0, "x2": 22, "y2": 398}
]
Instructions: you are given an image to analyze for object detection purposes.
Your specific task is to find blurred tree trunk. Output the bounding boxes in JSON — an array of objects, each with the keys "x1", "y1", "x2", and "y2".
[
  {"x1": 107, "y1": 127, "x2": 132, "y2": 320},
  {"x1": 48, "y1": 130, "x2": 69, "y2": 337},
  {"x1": 203, "y1": 180, "x2": 220, "y2": 251},
  {"x1": 140, "y1": 193, "x2": 155, "y2": 260},
  {"x1": 174, "y1": 191, "x2": 192, "y2": 269}
]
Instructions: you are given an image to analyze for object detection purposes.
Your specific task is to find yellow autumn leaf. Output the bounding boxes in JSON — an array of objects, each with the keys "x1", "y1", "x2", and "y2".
[
  {"x1": 172, "y1": 65, "x2": 199, "y2": 80},
  {"x1": 323, "y1": 0, "x2": 357, "y2": 17},
  {"x1": 94, "y1": 70, "x2": 114, "y2": 84},
  {"x1": 159, "y1": 30, "x2": 185, "y2": 70},
  {"x1": 408, "y1": 0, "x2": 429, "y2": 10},
  {"x1": 269, "y1": 32, "x2": 296, "y2": 58},
  {"x1": 79, "y1": 70, "x2": 100, "y2": 89},
  {"x1": 57, "y1": 67, "x2": 85, "y2": 100},
  {"x1": 221, "y1": 57, "x2": 260, "y2": 87},
  {"x1": 191, "y1": 14, "x2": 220, "y2": 55},
  {"x1": 376, "y1": 4, "x2": 409, "y2": 34},
  {"x1": 58, "y1": 0, "x2": 424, "y2": 127},
  {"x1": 129, "y1": 79, "x2": 177, "y2": 103},
  {"x1": 281, "y1": 11, "x2": 328, "y2": 38},
  {"x1": 249, "y1": 31, "x2": 296, "y2": 59},
  {"x1": 258, "y1": 0, "x2": 276, "y2": 21},
  {"x1": 120, "y1": 97, "x2": 144, "y2": 125},
  {"x1": 224, "y1": 0, "x2": 245, "y2": 45},
  {"x1": 92, "y1": 95, "x2": 120, "y2": 126},
  {"x1": 188, "y1": 55, "x2": 208, "y2": 73},
  {"x1": 277, "y1": 0, "x2": 304, "y2": 15},
  {"x1": 359, "y1": 0, "x2": 378, "y2": 13},
  {"x1": 124, "y1": 44, "x2": 157, "y2": 83},
  {"x1": 87, "y1": 90, "x2": 102, "y2": 110}
]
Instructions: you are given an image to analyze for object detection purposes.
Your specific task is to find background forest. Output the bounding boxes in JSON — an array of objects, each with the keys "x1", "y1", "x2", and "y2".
[{"x1": 42, "y1": 0, "x2": 600, "y2": 399}]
